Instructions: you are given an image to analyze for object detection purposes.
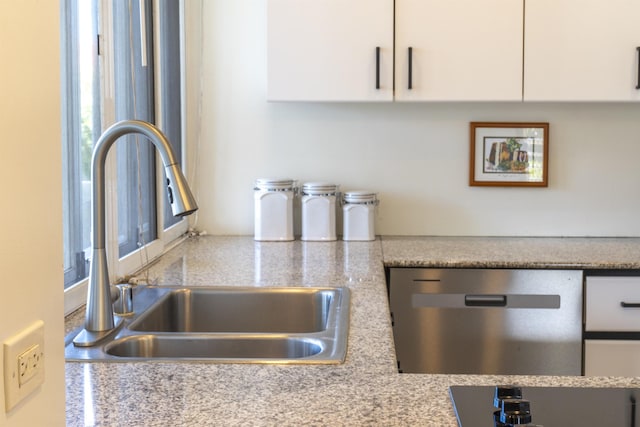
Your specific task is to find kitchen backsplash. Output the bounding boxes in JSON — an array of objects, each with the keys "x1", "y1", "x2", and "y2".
[{"x1": 185, "y1": 1, "x2": 640, "y2": 237}]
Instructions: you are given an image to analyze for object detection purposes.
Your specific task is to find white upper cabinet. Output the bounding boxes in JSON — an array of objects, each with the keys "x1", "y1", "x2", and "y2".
[
  {"x1": 395, "y1": 0, "x2": 524, "y2": 101},
  {"x1": 268, "y1": 0, "x2": 640, "y2": 102},
  {"x1": 524, "y1": 0, "x2": 640, "y2": 101},
  {"x1": 267, "y1": 0, "x2": 394, "y2": 101}
]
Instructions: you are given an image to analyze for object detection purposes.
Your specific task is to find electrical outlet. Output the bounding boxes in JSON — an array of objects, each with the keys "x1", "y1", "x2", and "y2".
[
  {"x1": 18, "y1": 344, "x2": 42, "y2": 386},
  {"x1": 3, "y1": 320, "x2": 45, "y2": 412}
]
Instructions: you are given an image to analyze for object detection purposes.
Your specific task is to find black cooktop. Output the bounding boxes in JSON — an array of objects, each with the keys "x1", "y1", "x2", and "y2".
[{"x1": 450, "y1": 385, "x2": 640, "y2": 427}]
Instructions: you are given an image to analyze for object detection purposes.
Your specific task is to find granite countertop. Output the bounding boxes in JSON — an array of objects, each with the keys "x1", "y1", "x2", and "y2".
[
  {"x1": 382, "y1": 236, "x2": 640, "y2": 269},
  {"x1": 65, "y1": 236, "x2": 640, "y2": 426}
]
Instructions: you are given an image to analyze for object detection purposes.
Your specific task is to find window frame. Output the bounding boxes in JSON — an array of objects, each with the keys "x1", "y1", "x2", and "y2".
[{"x1": 64, "y1": 0, "x2": 190, "y2": 315}]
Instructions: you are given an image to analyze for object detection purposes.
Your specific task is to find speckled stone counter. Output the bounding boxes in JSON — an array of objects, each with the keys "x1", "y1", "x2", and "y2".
[
  {"x1": 382, "y1": 236, "x2": 640, "y2": 269},
  {"x1": 65, "y1": 236, "x2": 640, "y2": 426}
]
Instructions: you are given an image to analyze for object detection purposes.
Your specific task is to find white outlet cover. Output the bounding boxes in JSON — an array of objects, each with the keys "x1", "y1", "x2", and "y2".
[{"x1": 3, "y1": 320, "x2": 45, "y2": 412}]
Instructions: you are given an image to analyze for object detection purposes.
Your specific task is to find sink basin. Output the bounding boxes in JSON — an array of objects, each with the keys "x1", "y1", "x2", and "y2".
[
  {"x1": 65, "y1": 286, "x2": 350, "y2": 364},
  {"x1": 129, "y1": 287, "x2": 334, "y2": 333},
  {"x1": 105, "y1": 335, "x2": 323, "y2": 361}
]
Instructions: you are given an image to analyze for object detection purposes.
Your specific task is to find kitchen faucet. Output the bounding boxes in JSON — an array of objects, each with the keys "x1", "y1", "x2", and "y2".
[{"x1": 73, "y1": 120, "x2": 198, "y2": 347}]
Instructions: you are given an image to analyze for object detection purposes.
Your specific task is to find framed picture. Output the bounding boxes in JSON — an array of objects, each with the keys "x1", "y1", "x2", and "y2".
[{"x1": 469, "y1": 122, "x2": 549, "y2": 187}]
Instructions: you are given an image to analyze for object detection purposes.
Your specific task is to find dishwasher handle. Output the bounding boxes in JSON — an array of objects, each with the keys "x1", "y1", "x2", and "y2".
[
  {"x1": 411, "y1": 293, "x2": 560, "y2": 309},
  {"x1": 465, "y1": 294, "x2": 507, "y2": 307}
]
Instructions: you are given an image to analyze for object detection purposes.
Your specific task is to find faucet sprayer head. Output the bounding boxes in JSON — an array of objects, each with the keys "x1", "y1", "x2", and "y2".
[{"x1": 165, "y1": 163, "x2": 198, "y2": 216}]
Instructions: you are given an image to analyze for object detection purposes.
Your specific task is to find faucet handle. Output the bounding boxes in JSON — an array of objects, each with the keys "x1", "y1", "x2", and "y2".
[{"x1": 113, "y1": 283, "x2": 134, "y2": 316}]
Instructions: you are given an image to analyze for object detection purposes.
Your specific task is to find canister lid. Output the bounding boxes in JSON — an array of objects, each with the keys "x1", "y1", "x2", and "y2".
[
  {"x1": 343, "y1": 190, "x2": 378, "y2": 204},
  {"x1": 302, "y1": 182, "x2": 338, "y2": 195},
  {"x1": 254, "y1": 178, "x2": 295, "y2": 191}
]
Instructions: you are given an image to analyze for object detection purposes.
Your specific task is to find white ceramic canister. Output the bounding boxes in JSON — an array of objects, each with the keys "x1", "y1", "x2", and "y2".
[
  {"x1": 301, "y1": 182, "x2": 338, "y2": 241},
  {"x1": 342, "y1": 191, "x2": 378, "y2": 241},
  {"x1": 254, "y1": 178, "x2": 296, "y2": 241}
]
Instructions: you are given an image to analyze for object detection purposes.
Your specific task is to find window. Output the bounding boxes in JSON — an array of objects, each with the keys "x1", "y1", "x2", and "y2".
[
  {"x1": 61, "y1": 0, "x2": 188, "y2": 313},
  {"x1": 112, "y1": 0, "x2": 157, "y2": 257}
]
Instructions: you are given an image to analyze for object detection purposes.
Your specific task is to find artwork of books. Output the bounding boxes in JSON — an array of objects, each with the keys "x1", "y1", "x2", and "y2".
[{"x1": 485, "y1": 137, "x2": 529, "y2": 173}]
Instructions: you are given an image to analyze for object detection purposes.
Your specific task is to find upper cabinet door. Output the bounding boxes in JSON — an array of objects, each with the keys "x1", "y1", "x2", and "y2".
[
  {"x1": 394, "y1": 0, "x2": 524, "y2": 101},
  {"x1": 267, "y1": 0, "x2": 394, "y2": 102},
  {"x1": 525, "y1": 0, "x2": 640, "y2": 101}
]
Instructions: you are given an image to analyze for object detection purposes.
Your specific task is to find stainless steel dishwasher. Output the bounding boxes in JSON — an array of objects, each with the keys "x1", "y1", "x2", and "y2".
[{"x1": 389, "y1": 268, "x2": 583, "y2": 375}]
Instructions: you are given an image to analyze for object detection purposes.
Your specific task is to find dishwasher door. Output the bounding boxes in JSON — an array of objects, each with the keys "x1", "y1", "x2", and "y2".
[{"x1": 389, "y1": 268, "x2": 583, "y2": 375}]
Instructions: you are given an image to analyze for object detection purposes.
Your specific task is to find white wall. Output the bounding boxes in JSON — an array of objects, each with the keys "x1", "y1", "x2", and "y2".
[
  {"x1": 0, "y1": 1, "x2": 65, "y2": 426},
  {"x1": 188, "y1": 0, "x2": 640, "y2": 237}
]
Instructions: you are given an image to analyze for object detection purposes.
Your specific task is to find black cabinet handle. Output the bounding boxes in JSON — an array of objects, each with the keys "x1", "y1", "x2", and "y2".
[
  {"x1": 621, "y1": 301, "x2": 640, "y2": 308},
  {"x1": 465, "y1": 295, "x2": 507, "y2": 307},
  {"x1": 636, "y1": 47, "x2": 640, "y2": 90},
  {"x1": 408, "y1": 47, "x2": 413, "y2": 90},
  {"x1": 376, "y1": 47, "x2": 380, "y2": 90}
]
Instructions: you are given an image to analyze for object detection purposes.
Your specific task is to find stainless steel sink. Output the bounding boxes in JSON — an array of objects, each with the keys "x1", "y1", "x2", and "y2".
[
  {"x1": 105, "y1": 335, "x2": 323, "y2": 361},
  {"x1": 65, "y1": 286, "x2": 350, "y2": 364},
  {"x1": 129, "y1": 288, "x2": 332, "y2": 333}
]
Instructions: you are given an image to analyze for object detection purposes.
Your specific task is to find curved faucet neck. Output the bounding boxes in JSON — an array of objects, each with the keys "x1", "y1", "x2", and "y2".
[{"x1": 91, "y1": 120, "x2": 179, "y2": 250}]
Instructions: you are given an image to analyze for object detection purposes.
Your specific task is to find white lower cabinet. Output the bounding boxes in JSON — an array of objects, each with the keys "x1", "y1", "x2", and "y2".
[
  {"x1": 585, "y1": 276, "x2": 640, "y2": 331},
  {"x1": 584, "y1": 276, "x2": 640, "y2": 376},
  {"x1": 584, "y1": 340, "x2": 640, "y2": 377}
]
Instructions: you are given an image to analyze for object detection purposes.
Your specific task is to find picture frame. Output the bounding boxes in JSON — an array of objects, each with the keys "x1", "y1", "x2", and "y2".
[{"x1": 469, "y1": 122, "x2": 549, "y2": 187}]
